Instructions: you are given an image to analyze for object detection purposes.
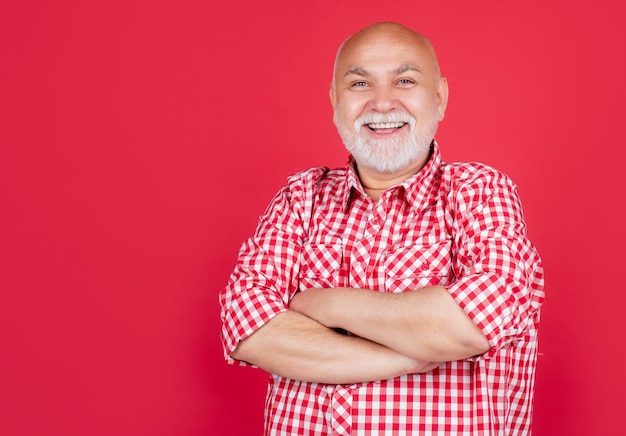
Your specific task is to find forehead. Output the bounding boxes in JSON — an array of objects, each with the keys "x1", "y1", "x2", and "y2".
[{"x1": 335, "y1": 32, "x2": 437, "y2": 78}]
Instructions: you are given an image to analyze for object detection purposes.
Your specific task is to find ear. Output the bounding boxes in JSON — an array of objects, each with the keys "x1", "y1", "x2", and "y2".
[
  {"x1": 329, "y1": 83, "x2": 337, "y2": 111},
  {"x1": 436, "y1": 77, "x2": 449, "y2": 121}
]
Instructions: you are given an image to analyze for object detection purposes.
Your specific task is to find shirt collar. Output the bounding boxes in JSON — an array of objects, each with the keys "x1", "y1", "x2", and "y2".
[
  {"x1": 342, "y1": 140, "x2": 443, "y2": 212},
  {"x1": 342, "y1": 156, "x2": 364, "y2": 210}
]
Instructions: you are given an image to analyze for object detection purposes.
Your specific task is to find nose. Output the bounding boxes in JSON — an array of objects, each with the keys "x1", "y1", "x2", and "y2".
[{"x1": 366, "y1": 86, "x2": 399, "y2": 113}]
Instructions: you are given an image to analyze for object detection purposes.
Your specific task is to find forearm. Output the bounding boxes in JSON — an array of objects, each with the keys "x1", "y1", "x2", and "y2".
[
  {"x1": 290, "y1": 286, "x2": 490, "y2": 363},
  {"x1": 231, "y1": 310, "x2": 438, "y2": 384}
]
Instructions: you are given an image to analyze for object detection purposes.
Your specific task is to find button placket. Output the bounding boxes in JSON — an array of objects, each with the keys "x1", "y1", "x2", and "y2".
[{"x1": 330, "y1": 385, "x2": 352, "y2": 436}]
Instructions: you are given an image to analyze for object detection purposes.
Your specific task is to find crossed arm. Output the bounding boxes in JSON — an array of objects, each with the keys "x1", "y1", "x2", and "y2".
[
  {"x1": 231, "y1": 308, "x2": 441, "y2": 384},
  {"x1": 231, "y1": 284, "x2": 490, "y2": 384},
  {"x1": 225, "y1": 169, "x2": 541, "y2": 385},
  {"x1": 289, "y1": 285, "x2": 490, "y2": 362}
]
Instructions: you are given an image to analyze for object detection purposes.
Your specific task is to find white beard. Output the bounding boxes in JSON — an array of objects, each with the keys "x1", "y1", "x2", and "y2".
[{"x1": 335, "y1": 110, "x2": 439, "y2": 174}]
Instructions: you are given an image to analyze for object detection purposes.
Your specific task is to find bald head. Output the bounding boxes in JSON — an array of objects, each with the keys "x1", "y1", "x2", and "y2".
[
  {"x1": 328, "y1": 21, "x2": 449, "y2": 179},
  {"x1": 332, "y1": 22, "x2": 441, "y2": 87}
]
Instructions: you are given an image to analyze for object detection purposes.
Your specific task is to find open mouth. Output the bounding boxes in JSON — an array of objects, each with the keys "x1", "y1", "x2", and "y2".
[{"x1": 366, "y1": 122, "x2": 407, "y2": 133}]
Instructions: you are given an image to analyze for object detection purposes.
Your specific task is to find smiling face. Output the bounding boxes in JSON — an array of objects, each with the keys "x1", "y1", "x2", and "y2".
[{"x1": 331, "y1": 23, "x2": 448, "y2": 176}]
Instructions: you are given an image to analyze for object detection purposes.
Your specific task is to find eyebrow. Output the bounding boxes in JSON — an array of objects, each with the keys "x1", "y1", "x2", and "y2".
[
  {"x1": 393, "y1": 64, "x2": 421, "y2": 74},
  {"x1": 343, "y1": 64, "x2": 421, "y2": 77},
  {"x1": 344, "y1": 66, "x2": 369, "y2": 77}
]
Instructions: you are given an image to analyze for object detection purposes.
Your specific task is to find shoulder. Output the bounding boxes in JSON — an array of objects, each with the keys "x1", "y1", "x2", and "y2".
[
  {"x1": 284, "y1": 165, "x2": 349, "y2": 196},
  {"x1": 442, "y1": 161, "x2": 517, "y2": 193},
  {"x1": 286, "y1": 166, "x2": 347, "y2": 185},
  {"x1": 266, "y1": 165, "x2": 348, "y2": 232},
  {"x1": 440, "y1": 161, "x2": 521, "y2": 216}
]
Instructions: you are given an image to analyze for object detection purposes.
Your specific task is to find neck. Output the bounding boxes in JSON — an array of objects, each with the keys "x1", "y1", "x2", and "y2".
[{"x1": 356, "y1": 155, "x2": 429, "y2": 201}]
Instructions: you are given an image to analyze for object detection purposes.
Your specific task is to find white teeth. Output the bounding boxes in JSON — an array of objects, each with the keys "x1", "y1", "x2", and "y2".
[{"x1": 367, "y1": 122, "x2": 406, "y2": 129}]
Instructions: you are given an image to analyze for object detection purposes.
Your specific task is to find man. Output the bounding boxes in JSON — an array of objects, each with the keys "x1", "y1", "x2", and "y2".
[{"x1": 220, "y1": 22, "x2": 544, "y2": 435}]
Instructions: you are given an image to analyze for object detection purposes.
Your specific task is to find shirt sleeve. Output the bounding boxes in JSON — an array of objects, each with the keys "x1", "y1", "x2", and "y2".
[
  {"x1": 218, "y1": 168, "x2": 326, "y2": 366},
  {"x1": 444, "y1": 166, "x2": 544, "y2": 360}
]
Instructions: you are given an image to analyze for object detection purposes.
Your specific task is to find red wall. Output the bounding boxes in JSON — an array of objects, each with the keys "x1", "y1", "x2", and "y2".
[{"x1": 2, "y1": 1, "x2": 624, "y2": 434}]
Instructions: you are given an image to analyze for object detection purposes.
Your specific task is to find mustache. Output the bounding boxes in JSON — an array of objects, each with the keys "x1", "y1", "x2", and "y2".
[{"x1": 353, "y1": 112, "x2": 416, "y2": 130}]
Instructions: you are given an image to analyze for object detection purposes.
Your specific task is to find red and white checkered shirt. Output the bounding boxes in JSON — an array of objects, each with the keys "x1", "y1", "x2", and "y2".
[{"x1": 220, "y1": 142, "x2": 544, "y2": 435}]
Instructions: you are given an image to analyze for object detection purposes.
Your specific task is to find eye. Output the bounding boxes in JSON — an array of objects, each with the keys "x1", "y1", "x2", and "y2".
[
  {"x1": 396, "y1": 78, "x2": 416, "y2": 86},
  {"x1": 350, "y1": 81, "x2": 370, "y2": 88}
]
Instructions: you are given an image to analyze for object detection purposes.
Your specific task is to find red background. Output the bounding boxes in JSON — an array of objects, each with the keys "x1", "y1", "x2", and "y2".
[{"x1": 2, "y1": 1, "x2": 625, "y2": 435}]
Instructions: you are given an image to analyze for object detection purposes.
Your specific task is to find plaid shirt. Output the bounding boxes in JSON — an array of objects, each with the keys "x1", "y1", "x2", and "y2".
[{"x1": 220, "y1": 142, "x2": 544, "y2": 435}]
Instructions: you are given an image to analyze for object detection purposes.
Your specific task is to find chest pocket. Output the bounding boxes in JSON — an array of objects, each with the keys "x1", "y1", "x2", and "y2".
[
  {"x1": 383, "y1": 239, "x2": 453, "y2": 293},
  {"x1": 298, "y1": 238, "x2": 343, "y2": 292}
]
